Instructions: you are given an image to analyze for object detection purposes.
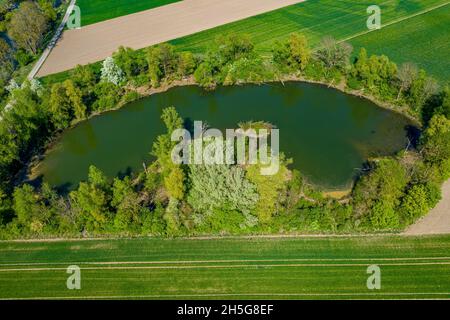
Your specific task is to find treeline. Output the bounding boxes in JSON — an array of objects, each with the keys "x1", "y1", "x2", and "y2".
[
  {"x1": 0, "y1": 0, "x2": 64, "y2": 99},
  {"x1": 0, "y1": 32, "x2": 449, "y2": 238}
]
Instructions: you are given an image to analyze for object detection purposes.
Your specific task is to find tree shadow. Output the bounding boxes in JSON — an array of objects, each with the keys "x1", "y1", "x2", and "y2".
[
  {"x1": 405, "y1": 124, "x2": 421, "y2": 149},
  {"x1": 116, "y1": 166, "x2": 133, "y2": 180}
]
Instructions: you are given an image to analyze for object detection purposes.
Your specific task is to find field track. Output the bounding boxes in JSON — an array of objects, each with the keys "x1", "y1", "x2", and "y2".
[
  {"x1": 0, "y1": 236, "x2": 449, "y2": 299},
  {"x1": 36, "y1": 0, "x2": 305, "y2": 76}
]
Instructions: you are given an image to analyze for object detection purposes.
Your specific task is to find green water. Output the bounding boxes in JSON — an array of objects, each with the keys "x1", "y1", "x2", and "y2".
[{"x1": 34, "y1": 82, "x2": 415, "y2": 191}]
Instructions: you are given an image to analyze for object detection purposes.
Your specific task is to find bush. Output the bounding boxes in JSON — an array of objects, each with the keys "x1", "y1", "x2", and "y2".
[{"x1": 15, "y1": 49, "x2": 33, "y2": 67}]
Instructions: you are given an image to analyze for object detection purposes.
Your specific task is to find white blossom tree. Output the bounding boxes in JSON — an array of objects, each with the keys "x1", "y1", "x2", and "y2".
[
  {"x1": 5, "y1": 79, "x2": 19, "y2": 92},
  {"x1": 100, "y1": 56, "x2": 124, "y2": 85}
]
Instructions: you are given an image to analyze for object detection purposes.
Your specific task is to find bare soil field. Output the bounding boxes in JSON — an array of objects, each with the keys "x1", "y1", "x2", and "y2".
[
  {"x1": 36, "y1": 0, "x2": 305, "y2": 76},
  {"x1": 404, "y1": 179, "x2": 450, "y2": 236}
]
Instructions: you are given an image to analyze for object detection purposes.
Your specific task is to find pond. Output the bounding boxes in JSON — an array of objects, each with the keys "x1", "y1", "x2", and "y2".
[{"x1": 32, "y1": 82, "x2": 416, "y2": 191}]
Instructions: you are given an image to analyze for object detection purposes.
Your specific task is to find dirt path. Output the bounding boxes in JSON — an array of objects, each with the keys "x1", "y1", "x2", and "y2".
[
  {"x1": 403, "y1": 179, "x2": 450, "y2": 236},
  {"x1": 37, "y1": 0, "x2": 305, "y2": 77}
]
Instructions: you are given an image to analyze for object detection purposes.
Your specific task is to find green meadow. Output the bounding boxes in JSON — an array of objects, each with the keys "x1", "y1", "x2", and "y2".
[
  {"x1": 77, "y1": 0, "x2": 180, "y2": 26},
  {"x1": 350, "y1": 2, "x2": 450, "y2": 83},
  {"x1": 0, "y1": 236, "x2": 449, "y2": 299},
  {"x1": 169, "y1": 0, "x2": 448, "y2": 53}
]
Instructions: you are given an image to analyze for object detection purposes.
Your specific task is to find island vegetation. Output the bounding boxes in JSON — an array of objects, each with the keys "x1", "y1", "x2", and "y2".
[{"x1": 0, "y1": 31, "x2": 449, "y2": 239}]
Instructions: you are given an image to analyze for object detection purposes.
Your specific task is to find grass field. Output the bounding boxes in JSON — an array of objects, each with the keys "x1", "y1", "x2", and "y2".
[
  {"x1": 169, "y1": 0, "x2": 448, "y2": 53},
  {"x1": 77, "y1": 0, "x2": 180, "y2": 26},
  {"x1": 350, "y1": 3, "x2": 450, "y2": 83},
  {"x1": 0, "y1": 235, "x2": 449, "y2": 299}
]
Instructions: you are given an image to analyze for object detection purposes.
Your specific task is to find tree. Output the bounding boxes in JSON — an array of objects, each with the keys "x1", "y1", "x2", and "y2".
[
  {"x1": 100, "y1": 56, "x2": 125, "y2": 85},
  {"x1": 8, "y1": 1, "x2": 48, "y2": 55},
  {"x1": 399, "y1": 184, "x2": 433, "y2": 224},
  {"x1": 420, "y1": 114, "x2": 450, "y2": 180},
  {"x1": 214, "y1": 33, "x2": 254, "y2": 64},
  {"x1": 161, "y1": 106, "x2": 183, "y2": 133},
  {"x1": 147, "y1": 46, "x2": 163, "y2": 87},
  {"x1": 92, "y1": 81, "x2": 123, "y2": 111},
  {"x1": 5, "y1": 78, "x2": 19, "y2": 92},
  {"x1": 352, "y1": 48, "x2": 397, "y2": 95},
  {"x1": 65, "y1": 80, "x2": 86, "y2": 120},
  {"x1": 113, "y1": 46, "x2": 147, "y2": 79},
  {"x1": 151, "y1": 106, "x2": 184, "y2": 172},
  {"x1": 164, "y1": 166, "x2": 185, "y2": 200},
  {"x1": 49, "y1": 80, "x2": 86, "y2": 129},
  {"x1": 315, "y1": 36, "x2": 353, "y2": 70},
  {"x1": 352, "y1": 158, "x2": 408, "y2": 229},
  {"x1": 0, "y1": 0, "x2": 15, "y2": 17},
  {"x1": 71, "y1": 64, "x2": 98, "y2": 92},
  {"x1": 146, "y1": 43, "x2": 179, "y2": 87},
  {"x1": 187, "y1": 164, "x2": 259, "y2": 215},
  {"x1": 369, "y1": 201, "x2": 399, "y2": 229},
  {"x1": 159, "y1": 43, "x2": 178, "y2": 77},
  {"x1": 284, "y1": 169, "x2": 303, "y2": 210},
  {"x1": 434, "y1": 87, "x2": 450, "y2": 119},
  {"x1": 408, "y1": 70, "x2": 440, "y2": 112},
  {"x1": 2, "y1": 84, "x2": 47, "y2": 153},
  {"x1": 396, "y1": 62, "x2": 418, "y2": 100},
  {"x1": 177, "y1": 51, "x2": 196, "y2": 77},
  {"x1": 223, "y1": 55, "x2": 266, "y2": 85},
  {"x1": 141, "y1": 203, "x2": 166, "y2": 235},
  {"x1": 272, "y1": 33, "x2": 310, "y2": 71},
  {"x1": 70, "y1": 166, "x2": 111, "y2": 231},
  {"x1": 13, "y1": 184, "x2": 53, "y2": 233},
  {"x1": 246, "y1": 156, "x2": 290, "y2": 223},
  {"x1": 151, "y1": 107, "x2": 186, "y2": 202},
  {"x1": 194, "y1": 34, "x2": 256, "y2": 87},
  {"x1": 0, "y1": 38, "x2": 13, "y2": 81},
  {"x1": 193, "y1": 61, "x2": 215, "y2": 87},
  {"x1": 0, "y1": 188, "x2": 12, "y2": 226},
  {"x1": 37, "y1": 0, "x2": 57, "y2": 22},
  {"x1": 112, "y1": 176, "x2": 141, "y2": 230}
]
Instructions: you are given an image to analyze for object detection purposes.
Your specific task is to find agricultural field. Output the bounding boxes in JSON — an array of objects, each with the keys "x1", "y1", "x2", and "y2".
[
  {"x1": 1, "y1": 236, "x2": 449, "y2": 299},
  {"x1": 41, "y1": 0, "x2": 449, "y2": 84},
  {"x1": 350, "y1": 2, "x2": 450, "y2": 83},
  {"x1": 169, "y1": 0, "x2": 450, "y2": 82},
  {"x1": 170, "y1": 0, "x2": 448, "y2": 53},
  {"x1": 77, "y1": 0, "x2": 180, "y2": 26}
]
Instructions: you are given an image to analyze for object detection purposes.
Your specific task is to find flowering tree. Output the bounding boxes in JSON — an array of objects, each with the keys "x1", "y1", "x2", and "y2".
[
  {"x1": 100, "y1": 56, "x2": 124, "y2": 85},
  {"x1": 5, "y1": 79, "x2": 19, "y2": 92}
]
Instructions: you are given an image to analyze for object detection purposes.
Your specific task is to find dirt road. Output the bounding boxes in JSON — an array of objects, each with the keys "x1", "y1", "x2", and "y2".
[{"x1": 37, "y1": 0, "x2": 305, "y2": 77}]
